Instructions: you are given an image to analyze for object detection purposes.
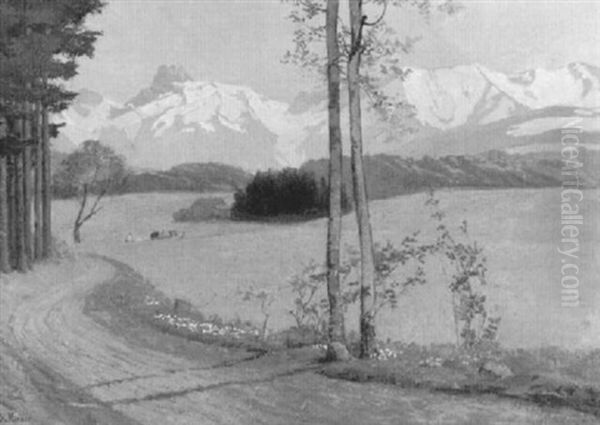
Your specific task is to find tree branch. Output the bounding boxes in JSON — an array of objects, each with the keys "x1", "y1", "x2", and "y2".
[
  {"x1": 79, "y1": 204, "x2": 103, "y2": 224},
  {"x1": 349, "y1": 16, "x2": 367, "y2": 59},
  {"x1": 79, "y1": 185, "x2": 107, "y2": 224},
  {"x1": 363, "y1": 0, "x2": 388, "y2": 26},
  {"x1": 74, "y1": 183, "x2": 88, "y2": 226}
]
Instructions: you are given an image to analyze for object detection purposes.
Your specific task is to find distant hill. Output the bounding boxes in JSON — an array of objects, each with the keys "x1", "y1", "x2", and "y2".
[
  {"x1": 301, "y1": 149, "x2": 600, "y2": 201},
  {"x1": 121, "y1": 149, "x2": 600, "y2": 198},
  {"x1": 55, "y1": 149, "x2": 598, "y2": 200},
  {"x1": 121, "y1": 162, "x2": 250, "y2": 194}
]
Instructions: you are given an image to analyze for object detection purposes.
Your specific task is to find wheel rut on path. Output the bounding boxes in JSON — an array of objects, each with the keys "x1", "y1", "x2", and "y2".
[{"x1": 4, "y1": 256, "x2": 598, "y2": 424}]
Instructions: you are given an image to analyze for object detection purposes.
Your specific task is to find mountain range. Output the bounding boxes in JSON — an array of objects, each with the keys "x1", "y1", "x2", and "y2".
[{"x1": 54, "y1": 63, "x2": 600, "y2": 171}]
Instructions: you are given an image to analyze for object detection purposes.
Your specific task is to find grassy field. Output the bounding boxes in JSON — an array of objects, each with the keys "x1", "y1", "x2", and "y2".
[{"x1": 52, "y1": 188, "x2": 600, "y2": 350}]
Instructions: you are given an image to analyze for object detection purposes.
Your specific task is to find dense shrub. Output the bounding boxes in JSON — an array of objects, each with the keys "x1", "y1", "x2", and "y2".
[
  {"x1": 281, "y1": 237, "x2": 434, "y2": 349},
  {"x1": 231, "y1": 168, "x2": 350, "y2": 219},
  {"x1": 426, "y1": 192, "x2": 501, "y2": 348},
  {"x1": 173, "y1": 197, "x2": 230, "y2": 222}
]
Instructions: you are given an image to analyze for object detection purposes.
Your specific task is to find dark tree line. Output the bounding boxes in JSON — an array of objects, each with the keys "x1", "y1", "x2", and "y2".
[
  {"x1": 0, "y1": 0, "x2": 104, "y2": 272},
  {"x1": 232, "y1": 168, "x2": 350, "y2": 219}
]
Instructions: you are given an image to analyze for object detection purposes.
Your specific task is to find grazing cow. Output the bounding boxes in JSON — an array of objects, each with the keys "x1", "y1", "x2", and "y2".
[
  {"x1": 150, "y1": 230, "x2": 185, "y2": 240},
  {"x1": 168, "y1": 230, "x2": 185, "y2": 239}
]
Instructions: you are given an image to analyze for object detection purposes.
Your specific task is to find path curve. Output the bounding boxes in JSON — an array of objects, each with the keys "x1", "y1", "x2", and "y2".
[{"x1": 4, "y1": 256, "x2": 597, "y2": 424}]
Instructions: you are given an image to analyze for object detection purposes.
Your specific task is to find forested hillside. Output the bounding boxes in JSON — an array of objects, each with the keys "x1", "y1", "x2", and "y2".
[
  {"x1": 51, "y1": 149, "x2": 599, "y2": 199},
  {"x1": 121, "y1": 163, "x2": 251, "y2": 194},
  {"x1": 301, "y1": 149, "x2": 600, "y2": 201}
]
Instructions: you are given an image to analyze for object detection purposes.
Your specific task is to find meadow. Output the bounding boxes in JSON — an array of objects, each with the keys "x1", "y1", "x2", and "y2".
[{"x1": 52, "y1": 188, "x2": 600, "y2": 350}]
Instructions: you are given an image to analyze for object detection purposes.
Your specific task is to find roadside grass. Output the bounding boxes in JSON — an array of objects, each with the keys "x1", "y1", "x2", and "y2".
[
  {"x1": 322, "y1": 341, "x2": 600, "y2": 418},
  {"x1": 84, "y1": 256, "x2": 600, "y2": 419},
  {"x1": 83, "y1": 257, "x2": 270, "y2": 366},
  {"x1": 84, "y1": 257, "x2": 326, "y2": 364}
]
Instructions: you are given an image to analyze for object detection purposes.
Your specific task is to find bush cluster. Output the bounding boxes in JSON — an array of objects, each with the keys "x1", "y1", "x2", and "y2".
[
  {"x1": 173, "y1": 197, "x2": 230, "y2": 222},
  {"x1": 244, "y1": 192, "x2": 500, "y2": 353},
  {"x1": 232, "y1": 168, "x2": 350, "y2": 219}
]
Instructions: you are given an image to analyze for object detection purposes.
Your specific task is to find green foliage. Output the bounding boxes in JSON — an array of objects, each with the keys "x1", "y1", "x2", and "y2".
[
  {"x1": 284, "y1": 0, "x2": 460, "y2": 132},
  {"x1": 281, "y1": 191, "x2": 501, "y2": 352},
  {"x1": 232, "y1": 168, "x2": 350, "y2": 220},
  {"x1": 287, "y1": 261, "x2": 330, "y2": 338},
  {"x1": 53, "y1": 140, "x2": 126, "y2": 198},
  {"x1": 238, "y1": 284, "x2": 276, "y2": 339},
  {"x1": 426, "y1": 191, "x2": 501, "y2": 348},
  {"x1": 0, "y1": 0, "x2": 104, "y2": 111},
  {"x1": 285, "y1": 235, "x2": 434, "y2": 343},
  {"x1": 342, "y1": 236, "x2": 435, "y2": 314},
  {"x1": 238, "y1": 272, "x2": 333, "y2": 348}
]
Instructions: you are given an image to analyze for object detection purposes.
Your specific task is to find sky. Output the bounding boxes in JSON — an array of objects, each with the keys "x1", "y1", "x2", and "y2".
[{"x1": 71, "y1": 0, "x2": 600, "y2": 103}]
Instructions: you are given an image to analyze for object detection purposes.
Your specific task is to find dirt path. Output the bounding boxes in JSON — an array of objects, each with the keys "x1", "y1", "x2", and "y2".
[{"x1": 2, "y1": 256, "x2": 597, "y2": 424}]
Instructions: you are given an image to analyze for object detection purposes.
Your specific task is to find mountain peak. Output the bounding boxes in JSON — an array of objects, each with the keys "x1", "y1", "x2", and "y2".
[
  {"x1": 152, "y1": 65, "x2": 192, "y2": 90},
  {"x1": 57, "y1": 62, "x2": 599, "y2": 171},
  {"x1": 126, "y1": 65, "x2": 192, "y2": 108}
]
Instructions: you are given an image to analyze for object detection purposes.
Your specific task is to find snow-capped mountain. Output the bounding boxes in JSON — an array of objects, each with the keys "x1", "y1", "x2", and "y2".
[
  {"x1": 56, "y1": 65, "x2": 328, "y2": 170},
  {"x1": 54, "y1": 63, "x2": 600, "y2": 171},
  {"x1": 400, "y1": 62, "x2": 600, "y2": 130}
]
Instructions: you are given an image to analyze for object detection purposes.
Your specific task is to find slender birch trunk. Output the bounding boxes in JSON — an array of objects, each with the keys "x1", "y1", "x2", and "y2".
[
  {"x1": 0, "y1": 156, "x2": 10, "y2": 273},
  {"x1": 23, "y1": 146, "x2": 32, "y2": 269},
  {"x1": 23, "y1": 103, "x2": 33, "y2": 268},
  {"x1": 34, "y1": 102, "x2": 43, "y2": 260},
  {"x1": 7, "y1": 156, "x2": 16, "y2": 268},
  {"x1": 348, "y1": 0, "x2": 377, "y2": 358},
  {"x1": 41, "y1": 106, "x2": 51, "y2": 258},
  {"x1": 14, "y1": 150, "x2": 26, "y2": 272},
  {"x1": 325, "y1": 0, "x2": 346, "y2": 358}
]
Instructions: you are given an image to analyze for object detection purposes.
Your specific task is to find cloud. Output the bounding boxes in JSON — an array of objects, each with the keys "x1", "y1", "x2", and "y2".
[{"x1": 71, "y1": 0, "x2": 600, "y2": 101}]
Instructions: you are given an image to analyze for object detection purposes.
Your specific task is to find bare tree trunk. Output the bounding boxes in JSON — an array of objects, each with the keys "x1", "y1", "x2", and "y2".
[
  {"x1": 41, "y1": 106, "x2": 51, "y2": 258},
  {"x1": 71, "y1": 180, "x2": 108, "y2": 244},
  {"x1": 34, "y1": 102, "x2": 43, "y2": 260},
  {"x1": 21, "y1": 102, "x2": 33, "y2": 269},
  {"x1": 73, "y1": 222, "x2": 82, "y2": 244},
  {"x1": 73, "y1": 184, "x2": 89, "y2": 244},
  {"x1": 14, "y1": 150, "x2": 26, "y2": 272},
  {"x1": 23, "y1": 102, "x2": 33, "y2": 268},
  {"x1": 22, "y1": 147, "x2": 32, "y2": 269},
  {"x1": 325, "y1": 0, "x2": 346, "y2": 360},
  {"x1": 0, "y1": 156, "x2": 10, "y2": 273},
  {"x1": 348, "y1": 0, "x2": 377, "y2": 358},
  {"x1": 7, "y1": 156, "x2": 16, "y2": 268}
]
